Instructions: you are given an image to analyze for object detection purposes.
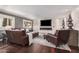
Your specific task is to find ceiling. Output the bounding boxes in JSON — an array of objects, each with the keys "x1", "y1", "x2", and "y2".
[{"x1": 0, "y1": 5, "x2": 79, "y2": 20}]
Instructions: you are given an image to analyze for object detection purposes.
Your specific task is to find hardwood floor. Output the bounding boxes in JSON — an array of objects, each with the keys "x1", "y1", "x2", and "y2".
[
  {"x1": 0, "y1": 42, "x2": 73, "y2": 53},
  {"x1": 0, "y1": 41, "x2": 5, "y2": 47},
  {"x1": 28, "y1": 43, "x2": 52, "y2": 53},
  {"x1": 0, "y1": 42, "x2": 52, "y2": 53}
]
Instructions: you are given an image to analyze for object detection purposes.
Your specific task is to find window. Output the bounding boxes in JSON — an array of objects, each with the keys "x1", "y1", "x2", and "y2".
[
  {"x1": 2, "y1": 18, "x2": 11, "y2": 27},
  {"x1": 0, "y1": 14, "x2": 15, "y2": 29}
]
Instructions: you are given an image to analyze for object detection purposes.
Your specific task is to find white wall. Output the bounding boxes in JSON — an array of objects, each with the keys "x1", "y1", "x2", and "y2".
[
  {"x1": 33, "y1": 19, "x2": 56, "y2": 34},
  {"x1": 71, "y1": 10, "x2": 79, "y2": 30},
  {"x1": 33, "y1": 9, "x2": 79, "y2": 34},
  {"x1": 33, "y1": 19, "x2": 40, "y2": 32}
]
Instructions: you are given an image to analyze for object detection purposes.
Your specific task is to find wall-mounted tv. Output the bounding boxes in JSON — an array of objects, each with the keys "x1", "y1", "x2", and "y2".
[{"x1": 40, "y1": 19, "x2": 51, "y2": 26}]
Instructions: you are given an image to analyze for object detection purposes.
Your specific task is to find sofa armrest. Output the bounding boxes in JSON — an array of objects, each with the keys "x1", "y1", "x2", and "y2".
[
  {"x1": 48, "y1": 35, "x2": 57, "y2": 39},
  {"x1": 45, "y1": 34, "x2": 57, "y2": 45}
]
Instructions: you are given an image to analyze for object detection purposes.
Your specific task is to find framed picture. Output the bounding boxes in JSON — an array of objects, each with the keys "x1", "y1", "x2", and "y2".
[{"x1": 23, "y1": 19, "x2": 33, "y2": 30}]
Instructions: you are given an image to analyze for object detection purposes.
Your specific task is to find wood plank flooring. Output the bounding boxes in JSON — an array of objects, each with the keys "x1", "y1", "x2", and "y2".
[{"x1": 0, "y1": 42, "x2": 52, "y2": 53}]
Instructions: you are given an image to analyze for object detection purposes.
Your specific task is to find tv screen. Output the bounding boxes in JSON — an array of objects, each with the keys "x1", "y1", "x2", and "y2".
[{"x1": 40, "y1": 19, "x2": 51, "y2": 26}]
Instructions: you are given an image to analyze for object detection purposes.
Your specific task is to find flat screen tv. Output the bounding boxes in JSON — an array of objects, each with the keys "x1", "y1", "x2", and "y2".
[{"x1": 40, "y1": 19, "x2": 51, "y2": 26}]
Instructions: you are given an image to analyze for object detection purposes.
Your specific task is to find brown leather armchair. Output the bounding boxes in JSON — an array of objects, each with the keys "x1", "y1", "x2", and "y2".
[
  {"x1": 45, "y1": 30, "x2": 70, "y2": 46},
  {"x1": 57, "y1": 30, "x2": 70, "y2": 46},
  {"x1": 6, "y1": 30, "x2": 29, "y2": 46},
  {"x1": 0, "y1": 30, "x2": 29, "y2": 53}
]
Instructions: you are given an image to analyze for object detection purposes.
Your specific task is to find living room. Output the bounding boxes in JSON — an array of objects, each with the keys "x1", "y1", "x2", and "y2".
[{"x1": 0, "y1": 5, "x2": 79, "y2": 53}]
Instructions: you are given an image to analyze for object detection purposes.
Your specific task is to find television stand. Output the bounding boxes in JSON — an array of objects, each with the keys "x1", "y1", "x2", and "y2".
[{"x1": 40, "y1": 28, "x2": 52, "y2": 30}]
